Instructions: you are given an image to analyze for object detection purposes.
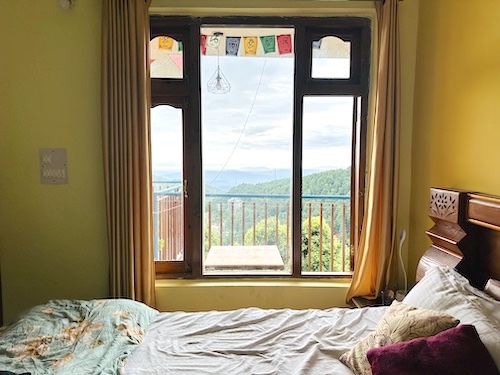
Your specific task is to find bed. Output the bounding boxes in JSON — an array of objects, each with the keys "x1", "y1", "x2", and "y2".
[{"x1": 1, "y1": 187, "x2": 499, "y2": 375}]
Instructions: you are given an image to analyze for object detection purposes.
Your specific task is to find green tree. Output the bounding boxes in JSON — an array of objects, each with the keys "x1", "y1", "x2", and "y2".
[
  {"x1": 301, "y1": 217, "x2": 351, "y2": 272},
  {"x1": 244, "y1": 217, "x2": 290, "y2": 263},
  {"x1": 301, "y1": 216, "x2": 332, "y2": 272},
  {"x1": 204, "y1": 224, "x2": 221, "y2": 250},
  {"x1": 331, "y1": 234, "x2": 351, "y2": 272}
]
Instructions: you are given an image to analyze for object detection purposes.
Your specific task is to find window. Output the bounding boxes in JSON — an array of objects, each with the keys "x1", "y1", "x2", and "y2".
[{"x1": 151, "y1": 16, "x2": 371, "y2": 278}]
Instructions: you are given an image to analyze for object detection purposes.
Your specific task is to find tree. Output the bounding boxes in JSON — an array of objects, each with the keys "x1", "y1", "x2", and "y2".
[
  {"x1": 204, "y1": 224, "x2": 221, "y2": 250},
  {"x1": 301, "y1": 216, "x2": 351, "y2": 272},
  {"x1": 244, "y1": 217, "x2": 290, "y2": 263},
  {"x1": 301, "y1": 216, "x2": 332, "y2": 272}
]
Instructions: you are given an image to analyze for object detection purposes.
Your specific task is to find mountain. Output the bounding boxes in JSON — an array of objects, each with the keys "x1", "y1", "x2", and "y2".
[
  {"x1": 228, "y1": 168, "x2": 350, "y2": 196},
  {"x1": 205, "y1": 168, "x2": 291, "y2": 191},
  {"x1": 152, "y1": 167, "x2": 348, "y2": 193},
  {"x1": 153, "y1": 168, "x2": 325, "y2": 192}
]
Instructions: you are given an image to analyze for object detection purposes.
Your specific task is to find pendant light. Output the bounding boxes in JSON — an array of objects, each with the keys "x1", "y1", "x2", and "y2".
[{"x1": 207, "y1": 32, "x2": 231, "y2": 94}]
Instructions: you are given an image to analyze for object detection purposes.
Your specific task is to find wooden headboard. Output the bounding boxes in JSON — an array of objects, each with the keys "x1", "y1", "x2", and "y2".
[{"x1": 417, "y1": 187, "x2": 500, "y2": 288}]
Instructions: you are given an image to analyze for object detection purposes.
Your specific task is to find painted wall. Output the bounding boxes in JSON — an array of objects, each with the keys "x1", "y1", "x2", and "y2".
[
  {"x1": 0, "y1": 0, "x2": 419, "y2": 321},
  {"x1": 0, "y1": 0, "x2": 108, "y2": 323},
  {"x1": 409, "y1": 0, "x2": 500, "y2": 282}
]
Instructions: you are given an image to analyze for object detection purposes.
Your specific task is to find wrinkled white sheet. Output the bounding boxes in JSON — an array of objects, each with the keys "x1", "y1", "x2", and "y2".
[{"x1": 124, "y1": 306, "x2": 387, "y2": 375}]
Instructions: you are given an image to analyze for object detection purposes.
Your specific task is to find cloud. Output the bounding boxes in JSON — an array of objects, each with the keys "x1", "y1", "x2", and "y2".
[{"x1": 152, "y1": 54, "x2": 353, "y2": 171}]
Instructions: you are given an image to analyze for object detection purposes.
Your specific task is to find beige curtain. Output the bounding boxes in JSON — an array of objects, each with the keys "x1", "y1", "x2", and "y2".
[
  {"x1": 101, "y1": 0, "x2": 155, "y2": 307},
  {"x1": 346, "y1": 0, "x2": 401, "y2": 302}
]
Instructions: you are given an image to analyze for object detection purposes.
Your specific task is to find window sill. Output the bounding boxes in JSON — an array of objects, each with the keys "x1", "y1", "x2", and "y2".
[
  {"x1": 156, "y1": 277, "x2": 351, "y2": 287},
  {"x1": 155, "y1": 277, "x2": 352, "y2": 311}
]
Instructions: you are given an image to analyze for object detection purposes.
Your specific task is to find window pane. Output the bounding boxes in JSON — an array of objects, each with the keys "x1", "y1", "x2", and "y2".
[
  {"x1": 311, "y1": 36, "x2": 350, "y2": 79},
  {"x1": 150, "y1": 36, "x2": 184, "y2": 79},
  {"x1": 200, "y1": 27, "x2": 294, "y2": 275},
  {"x1": 302, "y1": 96, "x2": 353, "y2": 274},
  {"x1": 151, "y1": 105, "x2": 184, "y2": 261}
]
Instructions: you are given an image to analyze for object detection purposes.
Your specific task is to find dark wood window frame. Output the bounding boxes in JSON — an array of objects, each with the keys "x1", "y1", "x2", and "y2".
[{"x1": 151, "y1": 16, "x2": 371, "y2": 279}]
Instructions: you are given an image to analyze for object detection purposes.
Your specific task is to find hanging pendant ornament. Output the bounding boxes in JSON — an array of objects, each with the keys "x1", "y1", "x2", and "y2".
[
  {"x1": 207, "y1": 32, "x2": 231, "y2": 94},
  {"x1": 57, "y1": 0, "x2": 75, "y2": 10}
]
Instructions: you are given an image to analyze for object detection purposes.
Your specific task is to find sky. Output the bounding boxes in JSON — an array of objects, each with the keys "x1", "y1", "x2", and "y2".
[{"x1": 151, "y1": 40, "x2": 354, "y2": 175}]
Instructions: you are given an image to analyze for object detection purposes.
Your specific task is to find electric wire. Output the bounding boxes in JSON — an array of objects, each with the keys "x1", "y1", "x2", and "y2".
[
  {"x1": 398, "y1": 229, "x2": 408, "y2": 293},
  {"x1": 208, "y1": 59, "x2": 268, "y2": 187}
]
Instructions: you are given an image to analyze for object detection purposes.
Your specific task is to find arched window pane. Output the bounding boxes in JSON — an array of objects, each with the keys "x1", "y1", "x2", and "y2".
[
  {"x1": 312, "y1": 36, "x2": 350, "y2": 79},
  {"x1": 151, "y1": 105, "x2": 184, "y2": 261},
  {"x1": 150, "y1": 36, "x2": 184, "y2": 78}
]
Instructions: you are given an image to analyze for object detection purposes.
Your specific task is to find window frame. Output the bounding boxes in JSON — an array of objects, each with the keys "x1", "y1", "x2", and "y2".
[{"x1": 151, "y1": 16, "x2": 371, "y2": 279}]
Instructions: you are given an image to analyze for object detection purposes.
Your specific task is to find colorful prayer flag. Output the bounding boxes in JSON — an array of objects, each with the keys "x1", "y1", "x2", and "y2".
[
  {"x1": 260, "y1": 35, "x2": 276, "y2": 54},
  {"x1": 159, "y1": 36, "x2": 174, "y2": 51},
  {"x1": 207, "y1": 34, "x2": 222, "y2": 49},
  {"x1": 243, "y1": 36, "x2": 258, "y2": 55},
  {"x1": 277, "y1": 34, "x2": 293, "y2": 55},
  {"x1": 226, "y1": 37, "x2": 241, "y2": 56},
  {"x1": 169, "y1": 54, "x2": 183, "y2": 69},
  {"x1": 200, "y1": 34, "x2": 207, "y2": 55},
  {"x1": 312, "y1": 39, "x2": 322, "y2": 49}
]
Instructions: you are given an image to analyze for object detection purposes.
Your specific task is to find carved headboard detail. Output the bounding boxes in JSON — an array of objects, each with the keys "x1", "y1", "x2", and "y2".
[
  {"x1": 417, "y1": 187, "x2": 500, "y2": 288},
  {"x1": 417, "y1": 188, "x2": 469, "y2": 282},
  {"x1": 466, "y1": 193, "x2": 500, "y2": 283}
]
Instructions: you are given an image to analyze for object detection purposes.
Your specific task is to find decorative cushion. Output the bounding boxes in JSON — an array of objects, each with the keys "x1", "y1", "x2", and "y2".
[
  {"x1": 403, "y1": 266, "x2": 500, "y2": 368},
  {"x1": 367, "y1": 324, "x2": 500, "y2": 375},
  {"x1": 338, "y1": 301, "x2": 459, "y2": 375}
]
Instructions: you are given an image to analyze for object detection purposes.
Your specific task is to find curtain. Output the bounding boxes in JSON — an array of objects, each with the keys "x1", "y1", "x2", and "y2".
[
  {"x1": 101, "y1": 0, "x2": 156, "y2": 307},
  {"x1": 346, "y1": 0, "x2": 401, "y2": 302}
]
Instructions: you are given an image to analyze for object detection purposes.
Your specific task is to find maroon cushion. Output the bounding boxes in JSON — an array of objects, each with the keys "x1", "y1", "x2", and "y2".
[{"x1": 367, "y1": 325, "x2": 499, "y2": 375}]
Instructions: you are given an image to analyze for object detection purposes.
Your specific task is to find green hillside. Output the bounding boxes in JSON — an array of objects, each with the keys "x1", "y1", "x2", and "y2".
[{"x1": 228, "y1": 167, "x2": 350, "y2": 196}]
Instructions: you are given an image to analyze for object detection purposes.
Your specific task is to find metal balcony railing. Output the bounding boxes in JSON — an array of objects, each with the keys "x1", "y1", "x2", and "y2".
[{"x1": 153, "y1": 186, "x2": 351, "y2": 273}]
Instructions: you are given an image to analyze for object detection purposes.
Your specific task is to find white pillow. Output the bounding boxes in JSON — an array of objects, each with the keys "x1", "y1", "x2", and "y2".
[
  {"x1": 404, "y1": 266, "x2": 500, "y2": 321},
  {"x1": 403, "y1": 266, "x2": 500, "y2": 369},
  {"x1": 485, "y1": 279, "x2": 500, "y2": 301}
]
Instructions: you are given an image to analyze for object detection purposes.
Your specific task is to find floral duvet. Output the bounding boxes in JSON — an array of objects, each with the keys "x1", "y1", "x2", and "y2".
[{"x1": 0, "y1": 299, "x2": 158, "y2": 375}]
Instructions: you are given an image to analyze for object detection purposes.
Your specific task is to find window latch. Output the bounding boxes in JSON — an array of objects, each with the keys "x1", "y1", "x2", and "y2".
[{"x1": 183, "y1": 179, "x2": 188, "y2": 198}]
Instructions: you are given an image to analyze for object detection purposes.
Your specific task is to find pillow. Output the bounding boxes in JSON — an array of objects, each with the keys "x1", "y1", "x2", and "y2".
[
  {"x1": 404, "y1": 266, "x2": 500, "y2": 321},
  {"x1": 367, "y1": 324, "x2": 500, "y2": 375},
  {"x1": 403, "y1": 266, "x2": 500, "y2": 369},
  {"x1": 338, "y1": 301, "x2": 459, "y2": 375},
  {"x1": 485, "y1": 278, "x2": 500, "y2": 301}
]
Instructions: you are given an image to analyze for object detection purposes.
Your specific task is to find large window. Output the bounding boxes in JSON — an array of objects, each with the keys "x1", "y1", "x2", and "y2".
[{"x1": 151, "y1": 16, "x2": 371, "y2": 278}]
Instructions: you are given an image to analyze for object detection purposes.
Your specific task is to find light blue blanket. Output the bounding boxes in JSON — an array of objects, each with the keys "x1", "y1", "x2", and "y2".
[{"x1": 0, "y1": 299, "x2": 158, "y2": 375}]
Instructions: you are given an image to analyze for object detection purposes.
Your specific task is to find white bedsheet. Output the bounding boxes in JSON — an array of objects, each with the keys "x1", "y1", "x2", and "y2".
[{"x1": 124, "y1": 306, "x2": 387, "y2": 375}]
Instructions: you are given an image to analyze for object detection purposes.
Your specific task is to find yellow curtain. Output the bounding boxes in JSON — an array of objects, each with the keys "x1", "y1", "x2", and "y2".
[
  {"x1": 101, "y1": 0, "x2": 156, "y2": 307},
  {"x1": 346, "y1": 0, "x2": 401, "y2": 302}
]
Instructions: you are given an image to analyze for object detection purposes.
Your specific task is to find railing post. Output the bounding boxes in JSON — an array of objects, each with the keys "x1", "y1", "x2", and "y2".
[
  {"x1": 275, "y1": 203, "x2": 279, "y2": 245},
  {"x1": 286, "y1": 203, "x2": 290, "y2": 265},
  {"x1": 153, "y1": 184, "x2": 351, "y2": 273},
  {"x1": 308, "y1": 203, "x2": 312, "y2": 272},
  {"x1": 319, "y1": 202, "x2": 323, "y2": 272},
  {"x1": 264, "y1": 203, "x2": 268, "y2": 245},
  {"x1": 253, "y1": 202, "x2": 256, "y2": 245},
  {"x1": 331, "y1": 203, "x2": 335, "y2": 272},
  {"x1": 231, "y1": 201, "x2": 235, "y2": 246},
  {"x1": 208, "y1": 202, "x2": 212, "y2": 249},
  {"x1": 342, "y1": 202, "x2": 346, "y2": 272},
  {"x1": 219, "y1": 202, "x2": 223, "y2": 246},
  {"x1": 242, "y1": 202, "x2": 245, "y2": 246},
  {"x1": 153, "y1": 191, "x2": 160, "y2": 260}
]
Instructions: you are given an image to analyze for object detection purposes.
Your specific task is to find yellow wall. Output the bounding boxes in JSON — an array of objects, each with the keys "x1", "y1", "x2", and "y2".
[
  {"x1": 409, "y1": 0, "x2": 500, "y2": 282},
  {"x1": 0, "y1": 0, "x2": 108, "y2": 323},
  {"x1": 0, "y1": 0, "x2": 419, "y2": 322}
]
